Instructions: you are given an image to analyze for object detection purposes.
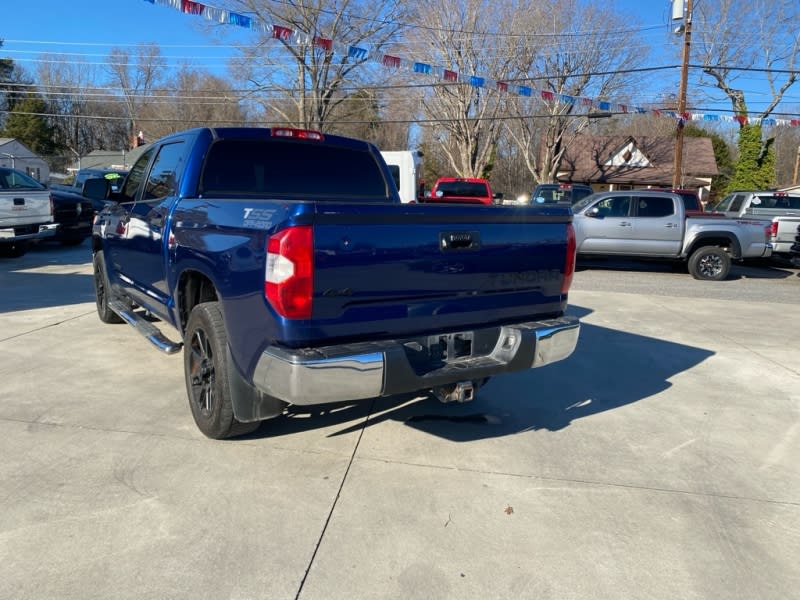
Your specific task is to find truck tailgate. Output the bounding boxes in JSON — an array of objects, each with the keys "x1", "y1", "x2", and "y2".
[
  {"x1": 0, "y1": 190, "x2": 52, "y2": 227},
  {"x1": 307, "y1": 203, "x2": 572, "y2": 343}
]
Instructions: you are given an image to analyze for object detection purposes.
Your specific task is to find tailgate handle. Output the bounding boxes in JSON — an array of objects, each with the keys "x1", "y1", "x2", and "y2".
[{"x1": 440, "y1": 230, "x2": 479, "y2": 251}]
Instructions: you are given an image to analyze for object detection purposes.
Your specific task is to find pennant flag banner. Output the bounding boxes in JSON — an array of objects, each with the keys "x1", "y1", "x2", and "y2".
[{"x1": 144, "y1": 0, "x2": 799, "y2": 128}]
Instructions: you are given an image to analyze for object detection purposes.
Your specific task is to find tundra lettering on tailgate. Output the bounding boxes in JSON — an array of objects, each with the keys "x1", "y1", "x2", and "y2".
[{"x1": 489, "y1": 269, "x2": 561, "y2": 287}]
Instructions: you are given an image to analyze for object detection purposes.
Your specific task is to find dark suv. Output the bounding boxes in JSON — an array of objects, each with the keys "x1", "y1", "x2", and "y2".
[
  {"x1": 531, "y1": 183, "x2": 594, "y2": 205},
  {"x1": 790, "y1": 223, "x2": 800, "y2": 267}
]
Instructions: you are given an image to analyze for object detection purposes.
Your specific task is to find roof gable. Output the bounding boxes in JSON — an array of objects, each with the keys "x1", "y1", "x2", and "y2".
[
  {"x1": 558, "y1": 135, "x2": 718, "y2": 186},
  {"x1": 603, "y1": 136, "x2": 652, "y2": 168}
]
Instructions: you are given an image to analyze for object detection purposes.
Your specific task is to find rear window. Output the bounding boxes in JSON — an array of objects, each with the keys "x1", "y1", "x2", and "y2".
[
  {"x1": 753, "y1": 194, "x2": 800, "y2": 209},
  {"x1": 435, "y1": 181, "x2": 489, "y2": 198},
  {"x1": 533, "y1": 184, "x2": 592, "y2": 204},
  {"x1": 200, "y1": 139, "x2": 391, "y2": 199},
  {"x1": 676, "y1": 192, "x2": 700, "y2": 211},
  {"x1": 0, "y1": 167, "x2": 45, "y2": 190}
]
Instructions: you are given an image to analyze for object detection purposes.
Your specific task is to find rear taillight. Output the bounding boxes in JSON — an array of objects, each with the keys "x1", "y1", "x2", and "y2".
[
  {"x1": 769, "y1": 222, "x2": 778, "y2": 238},
  {"x1": 265, "y1": 226, "x2": 314, "y2": 319},
  {"x1": 48, "y1": 194, "x2": 54, "y2": 217},
  {"x1": 561, "y1": 223, "x2": 577, "y2": 294}
]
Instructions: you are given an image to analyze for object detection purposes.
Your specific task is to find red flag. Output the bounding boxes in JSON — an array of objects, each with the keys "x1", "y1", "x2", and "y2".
[
  {"x1": 272, "y1": 25, "x2": 293, "y2": 41},
  {"x1": 382, "y1": 54, "x2": 401, "y2": 68},
  {"x1": 181, "y1": 0, "x2": 204, "y2": 15},
  {"x1": 314, "y1": 37, "x2": 332, "y2": 52}
]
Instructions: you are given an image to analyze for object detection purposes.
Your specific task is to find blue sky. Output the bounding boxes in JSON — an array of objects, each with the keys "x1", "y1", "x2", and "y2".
[
  {"x1": 2, "y1": 0, "x2": 793, "y2": 119},
  {"x1": 1, "y1": 0, "x2": 253, "y2": 75},
  {"x1": 2, "y1": 0, "x2": 670, "y2": 74}
]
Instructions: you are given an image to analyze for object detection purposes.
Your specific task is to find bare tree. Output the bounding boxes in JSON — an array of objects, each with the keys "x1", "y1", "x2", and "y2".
[
  {"x1": 694, "y1": 0, "x2": 799, "y2": 120},
  {"x1": 504, "y1": 0, "x2": 648, "y2": 185},
  {"x1": 405, "y1": 0, "x2": 522, "y2": 178},
  {"x1": 324, "y1": 87, "x2": 413, "y2": 148},
  {"x1": 141, "y1": 67, "x2": 248, "y2": 139},
  {"x1": 227, "y1": 0, "x2": 409, "y2": 130},
  {"x1": 106, "y1": 44, "x2": 166, "y2": 147},
  {"x1": 35, "y1": 55, "x2": 111, "y2": 157}
]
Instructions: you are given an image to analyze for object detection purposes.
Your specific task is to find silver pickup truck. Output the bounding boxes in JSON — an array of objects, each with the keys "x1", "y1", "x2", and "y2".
[
  {"x1": 572, "y1": 190, "x2": 772, "y2": 280},
  {"x1": 0, "y1": 167, "x2": 57, "y2": 257},
  {"x1": 711, "y1": 191, "x2": 800, "y2": 259}
]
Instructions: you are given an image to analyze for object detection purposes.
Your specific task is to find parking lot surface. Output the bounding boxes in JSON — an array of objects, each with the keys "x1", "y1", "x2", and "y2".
[{"x1": 1, "y1": 243, "x2": 798, "y2": 599}]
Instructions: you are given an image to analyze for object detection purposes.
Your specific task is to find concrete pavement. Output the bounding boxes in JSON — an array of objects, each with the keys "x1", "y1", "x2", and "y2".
[{"x1": 1, "y1": 244, "x2": 798, "y2": 599}]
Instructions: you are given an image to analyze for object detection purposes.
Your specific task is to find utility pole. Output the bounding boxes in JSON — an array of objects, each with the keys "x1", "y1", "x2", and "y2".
[{"x1": 672, "y1": 0, "x2": 693, "y2": 189}]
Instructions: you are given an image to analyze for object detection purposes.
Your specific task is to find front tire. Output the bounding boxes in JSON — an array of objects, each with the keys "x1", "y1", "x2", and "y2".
[
  {"x1": 92, "y1": 250, "x2": 123, "y2": 323},
  {"x1": 184, "y1": 302, "x2": 260, "y2": 439},
  {"x1": 688, "y1": 246, "x2": 730, "y2": 281}
]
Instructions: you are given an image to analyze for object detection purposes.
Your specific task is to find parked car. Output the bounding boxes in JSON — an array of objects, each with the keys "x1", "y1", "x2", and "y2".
[
  {"x1": 531, "y1": 183, "x2": 594, "y2": 205},
  {"x1": 49, "y1": 188, "x2": 94, "y2": 246},
  {"x1": 52, "y1": 167, "x2": 128, "y2": 212},
  {"x1": 790, "y1": 223, "x2": 800, "y2": 267},
  {"x1": 571, "y1": 190, "x2": 772, "y2": 280},
  {"x1": 90, "y1": 126, "x2": 579, "y2": 438},
  {"x1": 711, "y1": 190, "x2": 800, "y2": 218},
  {"x1": 380, "y1": 150, "x2": 423, "y2": 203},
  {"x1": 711, "y1": 190, "x2": 800, "y2": 259},
  {"x1": 423, "y1": 177, "x2": 500, "y2": 205},
  {"x1": 0, "y1": 166, "x2": 57, "y2": 257}
]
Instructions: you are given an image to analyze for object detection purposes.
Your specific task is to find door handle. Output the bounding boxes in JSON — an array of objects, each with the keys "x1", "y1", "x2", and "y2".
[
  {"x1": 663, "y1": 223, "x2": 678, "y2": 228},
  {"x1": 618, "y1": 222, "x2": 631, "y2": 227}
]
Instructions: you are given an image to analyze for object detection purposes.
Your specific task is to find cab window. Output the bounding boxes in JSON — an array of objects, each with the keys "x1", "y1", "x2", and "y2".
[
  {"x1": 636, "y1": 196, "x2": 674, "y2": 217},
  {"x1": 144, "y1": 142, "x2": 184, "y2": 201},
  {"x1": 594, "y1": 195, "x2": 631, "y2": 217},
  {"x1": 119, "y1": 148, "x2": 155, "y2": 203}
]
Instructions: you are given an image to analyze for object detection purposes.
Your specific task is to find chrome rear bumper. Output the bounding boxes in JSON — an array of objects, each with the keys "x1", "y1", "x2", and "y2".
[{"x1": 252, "y1": 316, "x2": 580, "y2": 406}]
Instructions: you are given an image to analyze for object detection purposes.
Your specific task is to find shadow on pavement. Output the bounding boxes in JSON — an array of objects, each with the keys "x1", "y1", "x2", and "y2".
[
  {"x1": 0, "y1": 271, "x2": 95, "y2": 313},
  {"x1": 577, "y1": 256, "x2": 796, "y2": 280},
  {"x1": 246, "y1": 304, "x2": 714, "y2": 442},
  {"x1": 0, "y1": 249, "x2": 95, "y2": 312}
]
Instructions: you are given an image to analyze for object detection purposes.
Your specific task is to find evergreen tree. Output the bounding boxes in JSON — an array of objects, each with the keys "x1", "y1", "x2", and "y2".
[
  {"x1": 1, "y1": 96, "x2": 61, "y2": 158},
  {"x1": 726, "y1": 123, "x2": 776, "y2": 192}
]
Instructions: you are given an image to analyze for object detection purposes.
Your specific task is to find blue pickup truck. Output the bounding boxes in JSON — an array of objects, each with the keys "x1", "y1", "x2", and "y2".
[{"x1": 91, "y1": 127, "x2": 580, "y2": 438}]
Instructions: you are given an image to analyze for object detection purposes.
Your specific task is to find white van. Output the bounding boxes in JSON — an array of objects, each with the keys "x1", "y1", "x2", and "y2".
[{"x1": 380, "y1": 150, "x2": 423, "y2": 203}]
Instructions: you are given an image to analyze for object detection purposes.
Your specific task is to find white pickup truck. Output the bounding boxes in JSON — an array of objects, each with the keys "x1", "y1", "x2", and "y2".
[
  {"x1": 711, "y1": 190, "x2": 800, "y2": 259},
  {"x1": 0, "y1": 167, "x2": 57, "y2": 257},
  {"x1": 572, "y1": 190, "x2": 772, "y2": 280}
]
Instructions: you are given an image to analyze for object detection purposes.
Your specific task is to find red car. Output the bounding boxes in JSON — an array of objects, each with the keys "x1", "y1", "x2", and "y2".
[{"x1": 424, "y1": 177, "x2": 500, "y2": 205}]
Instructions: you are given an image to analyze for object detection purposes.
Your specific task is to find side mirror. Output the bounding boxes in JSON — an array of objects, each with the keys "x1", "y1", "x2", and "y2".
[
  {"x1": 586, "y1": 206, "x2": 601, "y2": 218},
  {"x1": 493, "y1": 192, "x2": 504, "y2": 200}
]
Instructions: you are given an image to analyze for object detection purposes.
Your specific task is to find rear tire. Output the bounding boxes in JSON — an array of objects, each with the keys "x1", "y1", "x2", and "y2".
[
  {"x1": 687, "y1": 246, "x2": 730, "y2": 281},
  {"x1": 92, "y1": 250, "x2": 123, "y2": 323},
  {"x1": 0, "y1": 241, "x2": 28, "y2": 258},
  {"x1": 184, "y1": 302, "x2": 260, "y2": 439},
  {"x1": 60, "y1": 237, "x2": 87, "y2": 247}
]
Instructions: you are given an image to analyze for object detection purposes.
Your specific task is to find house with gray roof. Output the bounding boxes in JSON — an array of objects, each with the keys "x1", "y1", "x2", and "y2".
[{"x1": 0, "y1": 138, "x2": 50, "y2": 182}]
